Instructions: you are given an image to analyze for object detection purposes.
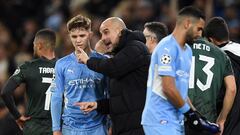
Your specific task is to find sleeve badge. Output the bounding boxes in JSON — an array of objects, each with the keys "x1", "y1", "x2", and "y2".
[{"x1": 160, "y1": 54, "x2": 171, "y2": 64}]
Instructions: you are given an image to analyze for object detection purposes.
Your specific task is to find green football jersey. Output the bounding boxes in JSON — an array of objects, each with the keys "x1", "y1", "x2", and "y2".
[
  {"x1": 11, "y1": 57, "x2": 56, "y2": 119},
  {"x1": 188, "y1": 38, "x2": 233, "y2": 122}
]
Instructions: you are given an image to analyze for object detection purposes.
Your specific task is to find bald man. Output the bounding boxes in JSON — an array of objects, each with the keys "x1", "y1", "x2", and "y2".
[{"x1": 77, "y1": 17, "x2": 150, "y2": 135}]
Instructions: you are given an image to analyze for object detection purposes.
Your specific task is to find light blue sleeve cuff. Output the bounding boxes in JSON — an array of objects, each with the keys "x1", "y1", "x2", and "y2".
[
  {"x1": 179, "y1": 102, "x2": 190, "y2": 114},
  {"x1": 51, "y1": 93, "x2": 63, "y2": 132},
  {"x1": 52, "y1": 127, "x2": 61, "y2": 132}
]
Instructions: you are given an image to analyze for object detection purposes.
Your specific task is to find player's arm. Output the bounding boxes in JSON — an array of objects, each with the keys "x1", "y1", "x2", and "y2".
[
  {"x1": 78, "y1": 44, "x2": 149, "y2": 78},
  {"x1": 158, "y1": 46, "x2": 219, "y2": 133},
  {"x1": 51, "y1": 61, "x2": 64, "y2": 133},
  {"x1": 217, "y1": 75, "x2": 236, "y2": 133},
  {"x1": 157, "y1": 45, "x2": 190, "y2": 113},
  {"x1": 216, "y1": 56, "x2": 237, "y2": 133},
  {"x1": 187, "y1": 97, "x2": 197, "y2": 111},
  {"x1": 161, "y1": 76, "x2": 190, "y2": 112},
  {"x1": 1, "y1": 68, "x2": 31, "y2": 130},
  {"x1": 1, "y1": 77, "x2": 21, "y2": 119}
]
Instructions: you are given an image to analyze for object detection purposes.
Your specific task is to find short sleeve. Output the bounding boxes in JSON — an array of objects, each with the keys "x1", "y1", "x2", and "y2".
[
  {"x1": 11, "y1": 63, "x2": 28, "y2": 84},
  {"x1": 156, "y1": 45, "x2": 177, "y2": 77},
  {"x1": 224, "y1": 55, "x2": 234, "y2": 77}
]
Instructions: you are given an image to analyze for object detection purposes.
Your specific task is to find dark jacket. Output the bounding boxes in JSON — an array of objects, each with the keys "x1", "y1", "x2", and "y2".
[
  {"x1": 87, "y1": 29, "x2": 150, "y2": 135},
  {"x1": 222, "y1": 50, "x2": 240, "y2": 135}
]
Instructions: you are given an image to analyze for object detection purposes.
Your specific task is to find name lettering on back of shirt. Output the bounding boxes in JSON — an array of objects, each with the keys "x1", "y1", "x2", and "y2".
[
  {"x1": 39, "y1": 67, "x2": 55, "y2": 74},
  {"x1": 193, "y1": 43, "x2": 210, "y2": 51}
]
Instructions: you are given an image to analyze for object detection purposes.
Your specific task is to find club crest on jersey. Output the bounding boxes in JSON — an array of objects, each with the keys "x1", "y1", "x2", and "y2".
[
  {"x1": 160, "y1": 54, "x2": 171, "y2": 64},
  {"x1": 13, "y1": 68, "x2": 20, "y2": 75}
]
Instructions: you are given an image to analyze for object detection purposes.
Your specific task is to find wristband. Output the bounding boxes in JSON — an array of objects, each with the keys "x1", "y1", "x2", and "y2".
[{"x1": 179, "y1": 102, "x2": 190, "y2": 113}]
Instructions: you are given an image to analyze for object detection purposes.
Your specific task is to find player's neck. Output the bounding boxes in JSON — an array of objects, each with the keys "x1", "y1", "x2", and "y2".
[
  {"x1": 42, "y1": 50, "x2": 55, "y2": 60},
  {"x1": 216, "y1": 40, "x2": 229, "y2": 46},
  {"x1": 172, "y1": 27, "x2": 186, "y2": 48}
]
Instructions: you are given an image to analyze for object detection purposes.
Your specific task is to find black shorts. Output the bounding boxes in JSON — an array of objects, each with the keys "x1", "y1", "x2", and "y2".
[{"x1": 23, "y1": 118, "x2": 52, "y2": 135}]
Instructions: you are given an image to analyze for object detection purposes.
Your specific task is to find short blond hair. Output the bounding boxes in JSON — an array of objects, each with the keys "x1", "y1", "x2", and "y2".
[{"x1": 67, "y1": 14, "x2": 91, "y2": 32}]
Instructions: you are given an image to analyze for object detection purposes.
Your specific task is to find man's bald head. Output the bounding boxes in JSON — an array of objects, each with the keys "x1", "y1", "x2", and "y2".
[
  {"x1": 101, "y1": 17, "x2": 126, "y2": 31},
  {"x1": 99, "y1": 17, "x2": 126, "y2": 52}
]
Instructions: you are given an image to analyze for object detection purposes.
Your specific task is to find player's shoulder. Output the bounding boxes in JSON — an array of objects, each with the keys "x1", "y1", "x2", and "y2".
[
  {"x1": 228, "y1": 41, "x2": 240, "y2": 46},
  {"x1": 159, "y1": 35, "x2": 175, "y2": 46},
  {"x1": 90, "y1": 51, "x2": 106, "y2": 59},
  {"x1": 222, "y1": 41, "x2": 240, "y2": 57},
  {"x1": 194, "y1": 38, "x2": 215, "y2": 47},
  {"x1": 158, "y1": 35, "x2": 179, "y2": 54},
  {"x1": 14, "y1": 60, "x2": 34, "y2": 75},
  {"x1": 195, "y1": 38, "x2": 225, "y2": 53},
  {"x1": 155, "y1": 35, "x2": 177, "y2": 51},
  {"x1": 18, "y1": 60, "x2": 32, "y2": 70},
  {"x1": 56, "y1": 53, "x2": 73, "y2": 65},
  {"x1": 31, "y1": 57, "x2": 57, "y2": 63}
]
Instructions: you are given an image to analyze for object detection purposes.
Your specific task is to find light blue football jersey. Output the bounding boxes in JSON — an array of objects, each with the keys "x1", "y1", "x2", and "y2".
[
  {"x1": 141, "y1": 34, "x2": 192, "y2": 126},
  {"x1": 51, "y1": 51, "x2": 107, "y2": 131}
]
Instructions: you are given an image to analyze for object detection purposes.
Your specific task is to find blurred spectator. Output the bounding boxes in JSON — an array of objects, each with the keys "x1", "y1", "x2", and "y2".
[
  {"x1": 90, "y1": 17, "x2": 105, "y2": 49},
  {"x1": 44, "y1": 0, "x2": 64, "y2": 31},
  {"x1": 0, "y1": 23, "x2": 15, "y2": 89},
  {"x1": 20, "y1": 18, "x2": 39, "y2": 53},
  {"x1": 224, "y1": 5, "x2": 240, "y2": 42},
  {"x1": 156, "y1": 1, "x2": 177, "y2": 32},
  {"x1": 68, "y1": 0, "x2": 88, "y2": 16},
  {"x1": 55, "y1": 23, "x2": 74, "y2": 58},
  {"x1": 131, "y1": 0, "x2": 155, "y2": 30},
  {"x1": 14, "y1": 52, "x2": 32, "y2": 67},
  {"x1": 84, "y1": 0, "x2": 121, "y2": 17},
  {"x1": 111, "y1": 0, "x2": 137, "y2": 28},
  {"x1": 0, "y1": 0, "x2": 240, "y2": 134},
  {"x1": 0, "y1": 44, "x2": 9, "y2": 89},
  {"x1": 0, "y1": 0, "x2": 240, "y2": 60}
]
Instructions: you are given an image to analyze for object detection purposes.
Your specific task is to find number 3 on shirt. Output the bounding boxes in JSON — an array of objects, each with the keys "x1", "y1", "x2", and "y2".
[{"x1": 189, "y1": 55, "x2": 215, "y2": 91}]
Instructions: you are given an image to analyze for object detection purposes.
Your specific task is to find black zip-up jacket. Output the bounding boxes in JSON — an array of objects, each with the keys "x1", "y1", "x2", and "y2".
[
  {"x1": 87, "y1": 29, "x2": 150, "y2": 135},
  {"x1": 219, "y1": 42, "x2": 240, "y2": 135}
]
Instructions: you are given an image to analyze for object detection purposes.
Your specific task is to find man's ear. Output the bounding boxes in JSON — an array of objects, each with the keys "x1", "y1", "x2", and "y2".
[
  {"x1": 116, "y1": 27, "x2": 123, "y2": 37},
  {"x1": 38, "y1": 42, "x2": 43, "y2": 50},
  {"x1": 208, "y1": 37, "x2": 214, "y2": 43},
  {"x1": 184, "y1": 18, "x2": 191, "y2": 29},
  {"x1": 152, "y1": 38, "x2": 158, "y2": 45},
  {"x1": 88, "y1": 31, "x2": 93, "y2": 39}
]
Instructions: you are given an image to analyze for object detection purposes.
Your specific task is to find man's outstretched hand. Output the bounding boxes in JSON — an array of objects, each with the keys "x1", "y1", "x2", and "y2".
[{"x1": 75, "y1": 102, "x2": 97, "y2": 114}]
